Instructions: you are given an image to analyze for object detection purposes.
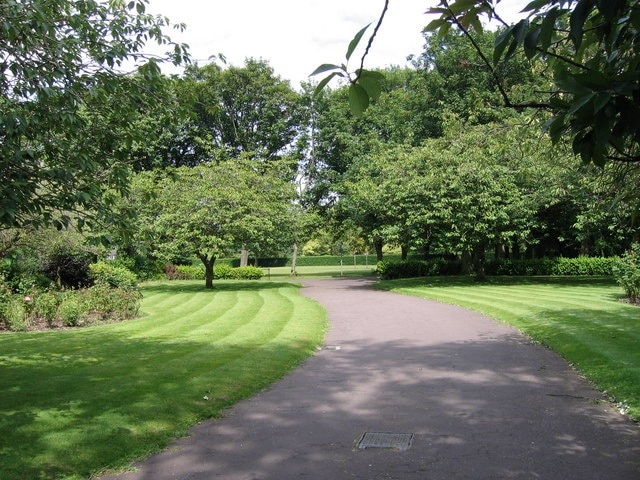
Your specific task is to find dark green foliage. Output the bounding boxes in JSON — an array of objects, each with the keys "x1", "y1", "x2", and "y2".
[
  {"x1": 89, "y1": 261, "x2": 138, "y2": 290},
  {"x1": 41, "y1": 249, "x2": 94, "y2": 289},
  {"x1": 1, "y1": 0, "x2": 188, "y2": 229},
  {"x1": 376, "y1": 259, "x2": 462, "y2": 279},
  {"x1": 377, "y1": 257, "x2": 617, "y2": 279},
  {"x1": 612, "y1": 244, "x2": 640, "y2": 302}
]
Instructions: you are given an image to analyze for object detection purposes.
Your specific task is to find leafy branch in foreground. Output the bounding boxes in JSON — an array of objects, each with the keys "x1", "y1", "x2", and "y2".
[
  {"x1": 311, "y1": 0, "x2": 388, "y2": 116},
  {"x1": 426, "y1": 0, "x2": 640, "y2": 167}
]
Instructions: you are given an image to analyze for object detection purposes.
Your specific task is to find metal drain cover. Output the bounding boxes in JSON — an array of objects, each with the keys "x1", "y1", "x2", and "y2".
[{"x1": 356, "y1": 432, "x2": 414, "y2": 451}]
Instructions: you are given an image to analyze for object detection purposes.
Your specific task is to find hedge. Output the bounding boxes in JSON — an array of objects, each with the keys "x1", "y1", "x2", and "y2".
[
  {"x1": 376, "y1": 257, "x2": 618, "y2": 280},
  {"x1": 166, "y1": 264, "x2": 264, "y2": 280}
]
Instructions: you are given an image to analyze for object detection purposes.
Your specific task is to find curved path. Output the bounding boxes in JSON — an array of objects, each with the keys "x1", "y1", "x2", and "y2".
[{"x1": 100, "y1": 277, "x2": 640, "y2": 479}]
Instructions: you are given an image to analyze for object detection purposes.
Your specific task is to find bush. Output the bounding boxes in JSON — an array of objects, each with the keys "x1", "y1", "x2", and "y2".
[
  {"x1": 613, "y1": 244, "x2": 640, "y2": 302},
  {"x1": 376, "y1": 259, "x2": 454, "y2": 279},
  {"x1": 57, "y1": 297, "x2": 84, "y2": 326},
  {"x1": 34, "y1": 291, "x2": 60, "y2": 327},
  {"x1": 232, "y1": 266, "x2": 264, "y2": 280},
  {"x1": 41, "y1": 250, "x2": 94, "y2": 289},
  {"x1": 84, "y1": 284, "x2": 142, "y2": 321},
  {"x1": 174, "y1": 265, "x2": 205, "y2": 280},
  {"x1": 214, "y1": 263, "x2": 234, "y2": 279},
  {"x1": 89, "y1": 261, "x2": 138, "y2": 290},
  {"x1": 1, "y1": 297, "x2": 27, "y2": 331}
]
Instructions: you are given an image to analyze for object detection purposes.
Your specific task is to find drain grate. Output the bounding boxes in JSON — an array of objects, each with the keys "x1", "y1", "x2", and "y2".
[{"x1": 356, "y1": 432, "x2": 414, "y2": 451}]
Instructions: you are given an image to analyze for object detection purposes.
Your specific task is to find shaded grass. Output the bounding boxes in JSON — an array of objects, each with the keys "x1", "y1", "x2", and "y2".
[
  {"x1": 376, "y1": 276, "x2": 640, "y2": 421},
  {"x1": 0, "y1": 280, "x2": 327, "y2": 480}
]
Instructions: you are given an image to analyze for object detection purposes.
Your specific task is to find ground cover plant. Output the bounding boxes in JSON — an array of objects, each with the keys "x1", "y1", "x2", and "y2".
[
  {"x1": 0, "y1": 280, "x2": 326, "y2": 480},
  {"x1": 376, "y1": 276, "x2": 640, "y2": 421}
]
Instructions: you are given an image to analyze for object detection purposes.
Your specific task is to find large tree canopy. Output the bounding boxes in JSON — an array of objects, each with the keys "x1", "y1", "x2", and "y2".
[
  {"x1": 1, "y1": 0, "x2": 189, "y2": 230},
  {"x1": 324, "y1": 0, "x2": 640, "y2": 167},
  {"x1": 130, "y1": 158, "x2": 295, "y2": 288}
]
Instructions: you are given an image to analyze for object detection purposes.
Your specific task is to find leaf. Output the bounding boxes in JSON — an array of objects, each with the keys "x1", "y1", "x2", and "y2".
[
  {"x1": 569, "y1": 0, "x2": 596, "y2": 49},
  {"x1": 313, "y1": 72, "x2": 341, "y2": 97},
  {"x1": 538, "y1": 7, "x2": 560, "y2": 51},
  {"x1": 346, "y1": 24, "x2": 371, "y2": 61},
  {"x1": 494, "y1": 25, "x2": 515, "y2": 65},
  {"x1": 523, "y1": 0, "x2": 550, "y2": 12},
  {"x1": 310, "y1": 63, "x2": 342, "y2": 77},
  {"x1": 524, "y1": 26, "x2": 541, "y2": 59},
  {"x1": 357, "y1": 76, "x2": 382, "y2": 102},
  {"x1": 348, "y1": 83, "x2": 370, "y2": 116}
]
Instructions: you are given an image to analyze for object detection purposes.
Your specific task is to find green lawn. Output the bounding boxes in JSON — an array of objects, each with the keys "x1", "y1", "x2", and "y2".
[
  {"x1": 0, "y1": 280, "x2": 327, "y2": 480},
  {"x1": 376, "y1": 276, "x2": 640, "y2": 420}
]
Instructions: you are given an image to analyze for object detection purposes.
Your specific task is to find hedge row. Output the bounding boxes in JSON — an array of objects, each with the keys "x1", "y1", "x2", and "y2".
[
  {"x1": 167, "y1": 264, "x2": 264, "y2": 280},
  {"x1": 376, "y1": 257, "x2": 618, "y2": 280}
]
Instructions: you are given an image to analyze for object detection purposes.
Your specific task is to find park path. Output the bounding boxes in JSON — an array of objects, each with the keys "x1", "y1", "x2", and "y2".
[{"x1": 99, "y1": 277, "x2": 640, "y2": 479}]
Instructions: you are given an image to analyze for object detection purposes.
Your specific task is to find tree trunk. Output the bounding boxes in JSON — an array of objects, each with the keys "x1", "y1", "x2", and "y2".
[
  {"x1": 461, "y1": 250, "x2": 472, "y2": 275},
  {"x1": 290, "y1": 243, "x2": 298, "y2": 276},
  {"x1": 473, "y1": 241, "x2": 487, "y2": 280},
  {"x1": 374, "y1": 238, "x2": 384, "y2": 262},
  {"x1": 198, "y1": 254, "x2": 216, "y2": 289},
  {"x1": 240, "y1": 245, "x2": 249, "y2": 267},
  {"x1": 401, "y1": 245, "x2": 408, "y2": 261},
  {"x1": 512, "y1": 242, "x2": 521, "y2": 260}
]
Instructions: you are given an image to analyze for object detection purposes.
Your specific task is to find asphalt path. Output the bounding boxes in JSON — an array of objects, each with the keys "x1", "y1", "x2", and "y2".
[{"x1": 98, "y1": 277, "x2": 640, "y2": 479}]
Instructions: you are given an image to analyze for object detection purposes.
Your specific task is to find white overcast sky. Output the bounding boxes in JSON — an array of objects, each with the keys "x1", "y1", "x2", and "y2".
[{"x1": 146, "y1": 0, "x2": 528, "y2": 87}]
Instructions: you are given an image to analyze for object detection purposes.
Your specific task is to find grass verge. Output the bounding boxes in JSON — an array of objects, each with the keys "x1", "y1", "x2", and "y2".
[
  {"x1": 376, "y1": 276, "x2": 640, "y2": 421},
  {"x1": 0, "y1": 280, "x2": 327, "y2": 480}
]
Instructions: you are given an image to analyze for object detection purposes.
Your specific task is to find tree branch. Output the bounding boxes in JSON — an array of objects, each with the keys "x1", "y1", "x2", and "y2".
[{"x1": 355, "y1": 0, "x2": 389, "y2": 82}]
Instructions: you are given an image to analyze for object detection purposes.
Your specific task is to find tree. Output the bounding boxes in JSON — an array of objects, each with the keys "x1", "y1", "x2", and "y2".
[
  {"x1": 176, "y1": 59, "x2": 304, "y2": 171},
  {"x1": 424, "y1": 0, "x2": 640, "y2": 166},
  {"x1": 1, "y1": 0, "x2": 189, "y2": 230},
  {"x1": 131, "y1": 159, "x2": 294, "y2": 288}
]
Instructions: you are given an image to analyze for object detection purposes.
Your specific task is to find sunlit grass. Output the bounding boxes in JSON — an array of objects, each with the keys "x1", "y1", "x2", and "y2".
[
  {"x1": 0, "y1": 280, "x2": 327, "y2": 480},
  {"x1": 376, "y1": 276, "x2": 640, "y2": 421}
]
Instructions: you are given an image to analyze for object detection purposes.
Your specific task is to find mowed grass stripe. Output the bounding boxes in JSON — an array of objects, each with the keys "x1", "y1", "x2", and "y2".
[
  {"x1": 0, "y1": 280, "x2": 326, "y2": 480},
  {"x1": 378, "y1": 276, "x2": 640, "y2": 421}
]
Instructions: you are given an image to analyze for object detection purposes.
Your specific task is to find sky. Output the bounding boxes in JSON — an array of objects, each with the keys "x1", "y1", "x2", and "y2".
[{"x1": 145, "y1": 0, "x2": 528, "y2": 87}]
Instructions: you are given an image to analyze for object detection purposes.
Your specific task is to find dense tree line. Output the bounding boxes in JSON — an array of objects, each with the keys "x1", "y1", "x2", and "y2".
[{"x1": 1, "y1": 2, "x2": 639, "y2": 289}]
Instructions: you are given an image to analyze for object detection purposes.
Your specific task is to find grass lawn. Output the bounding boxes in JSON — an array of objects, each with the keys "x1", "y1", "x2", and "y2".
[
  {"x1": 376, "y1": 275, "x2": 640, "y2": 421},
  {"x1": 0, "y1": 280, "x2": 327, "y2": 480}
]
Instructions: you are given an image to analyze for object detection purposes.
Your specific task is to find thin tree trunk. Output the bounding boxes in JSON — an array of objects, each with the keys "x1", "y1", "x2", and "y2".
[
  {"x1": 401, "y1": 245, "x2": 408, "y2": 261},
  {"x1": 240, "y1": 245, "x2": 249, "y2": 267},
  {"x1": 374, "y1": 238, "x2": 384, "y2": 262},
  {"x1": 290, "y1": 243, "x2": 298, "y2": 276}
]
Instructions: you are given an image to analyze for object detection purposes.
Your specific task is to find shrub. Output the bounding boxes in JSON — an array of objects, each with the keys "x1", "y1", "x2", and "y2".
[
  {"x1": 41, "y1": 250, "x2": 94, "y2": 289},
  {"x1": 34, "y1": 291, "x2": 60, "y2": 327},
  {"x1": 174, "y1": 265, "x2": 205, "y2": 280},
  {"x1": 1, "y1": 297, "x2": 27, "y2": 331},
  {"x1": 89, "y1": 261, "x2": 138, "y2": 290},
  {"x1": 57, "y1": 297, "x2": 83, "y2": 326},
  {"x1": 613, "y1": 244, "x2": 640, "y2": 302},
  {"x1": 233, "y1": 266, "x2": 264, "y2": 280},
  {"x1": 84, "y1": 284, "x2": 142, "y2": 321},
  {"x1": 214, "y1": 263, "x2": 234, "y2": 279},
  {"x1": 376, "y1": 259, "x2": 451, "y2": 279}
]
